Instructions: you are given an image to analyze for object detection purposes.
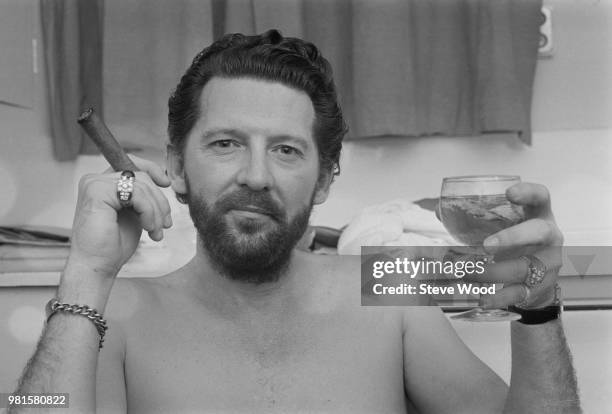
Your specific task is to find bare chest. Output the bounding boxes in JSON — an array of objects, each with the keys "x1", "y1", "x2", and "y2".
[{"x1": 125, "y1": 305, "x2": 407, "y2": 413}]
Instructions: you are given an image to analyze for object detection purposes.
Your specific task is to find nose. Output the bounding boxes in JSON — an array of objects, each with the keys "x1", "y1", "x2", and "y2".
[{"x1": 235, "y1": 149, "x2": 274, "y2": 191}]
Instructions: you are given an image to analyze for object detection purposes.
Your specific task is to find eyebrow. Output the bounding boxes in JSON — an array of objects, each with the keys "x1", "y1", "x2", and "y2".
[
  {"x1": 201, "y1": 128, "x2": 247, "y2": 141},
  {"x1": 201, "y1": 128, "x2": 311, "y2": 148}
]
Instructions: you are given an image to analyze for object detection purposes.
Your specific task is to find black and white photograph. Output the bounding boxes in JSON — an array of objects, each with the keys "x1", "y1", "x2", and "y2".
[{"x1": 0, "y1": 0, "x2": 610, "y2": 412}]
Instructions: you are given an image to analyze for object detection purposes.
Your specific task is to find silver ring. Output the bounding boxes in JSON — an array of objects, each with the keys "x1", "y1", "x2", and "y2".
[
  {"x1": 516, "y1": 284, "x2": 532, "y2": 308},
  {"x1": 521, "y1": 254, "x2": 547, "y2": 287},
  {"x1": 117, "y1": 170, "x2": 135, "y2": 208}
]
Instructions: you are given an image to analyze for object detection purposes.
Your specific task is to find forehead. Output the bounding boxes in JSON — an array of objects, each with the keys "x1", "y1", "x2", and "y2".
[{"x1": 196, "y1": 77, "x2": 316, "y2": 140}]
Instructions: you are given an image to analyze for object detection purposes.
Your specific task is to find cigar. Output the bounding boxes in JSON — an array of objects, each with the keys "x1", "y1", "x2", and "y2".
[{"x1": 77, "y1": 108, "x2": 139, "y2": 171}]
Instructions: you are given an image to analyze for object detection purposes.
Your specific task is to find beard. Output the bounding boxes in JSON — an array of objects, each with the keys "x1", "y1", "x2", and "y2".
[{"x1": 186, "y1": 180, "x2": 313, "y2": 284}]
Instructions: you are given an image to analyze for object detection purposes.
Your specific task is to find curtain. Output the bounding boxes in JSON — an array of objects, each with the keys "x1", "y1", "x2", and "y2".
[
  {"x1": 43, "y1": 0, "x2": 542, "y2": 161},
  {"x1": 40, "y1": 0, "x2": 103, "y2": 160},
  {"x1": 221, "y1": 0, "x2": 542, "y2": 144},
  {"x1": 102, "y1": 0, "x2": 214, "y2": 151}
]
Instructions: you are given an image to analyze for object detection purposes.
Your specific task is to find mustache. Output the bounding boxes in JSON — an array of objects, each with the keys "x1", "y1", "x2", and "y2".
[{"x1": 215, "y1": 190, "x2": 284, "y2": 221}]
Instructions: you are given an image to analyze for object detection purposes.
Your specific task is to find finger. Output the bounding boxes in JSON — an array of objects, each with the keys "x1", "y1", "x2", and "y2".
[
  {"x1": 469, "y1": 247, "x2": 562, "y2": 284},
  {"x1": 135, "y1": 182, "x2": 164, "y2": 233},
  {"x1": 129, "y1": 187, "x2": 164, "y2": 241},
  {"x1": 78, "y1": 172, "x2": 165, "y2": 241},
  {"x1": 93, "y1": 170, "x2": 169, "y2": 239},
  {"x1": 506, "y1": 182, "x2": 553, "y2": 219},
  {"x1": 111, "y1": 171, "x2": 165, "y2": 238},
  {"x1": 481, "y1": 280, "x2": 557, "y2": 309},
  {"x1": 155, "y1": 189, "x2": 173, "y2": 229},
  {"x1": 483, "y1": 218, "x2": 562, "y2": 253},
  {"x1": 135, "y1": 158, "x2": 170, "y2": 188},
  {"x1": 135, "y1": 173, "x2": 173, "y2": 228}
]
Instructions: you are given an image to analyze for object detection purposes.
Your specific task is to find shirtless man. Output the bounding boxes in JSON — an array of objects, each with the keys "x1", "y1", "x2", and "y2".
[{"x1": 13, "y1": 30, "x2": 579, "y2": 413}]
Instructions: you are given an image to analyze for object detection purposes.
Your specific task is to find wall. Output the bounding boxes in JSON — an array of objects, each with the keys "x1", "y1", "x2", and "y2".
[
  {"x1": 532, "y1": 0, "x2": 611, "y2": 132},
  {"x1": 313, "y1": 130, "x2": 612, "y2": 241}
]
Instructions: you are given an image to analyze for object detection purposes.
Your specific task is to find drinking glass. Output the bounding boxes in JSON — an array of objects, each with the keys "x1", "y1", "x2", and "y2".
[{"x1": 440, "y1": 175, "x2": 526, "y2": 322}]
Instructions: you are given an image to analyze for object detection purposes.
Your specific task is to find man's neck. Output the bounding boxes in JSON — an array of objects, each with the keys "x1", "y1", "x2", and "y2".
[{"x1": 180, "y1": 240, "x2": 304, "y2": 316}]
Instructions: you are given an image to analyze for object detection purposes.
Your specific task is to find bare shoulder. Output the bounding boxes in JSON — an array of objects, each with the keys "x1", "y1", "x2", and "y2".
[
  {"x1": 105, "y1": 277, "x2": 159, "y2": 322},
  {"x1": 302, "y1": 253, "x2": 362, "y2": 295},
  {"x1": 102, "y1": 276, "x2": 169, "y2": 347},
  {"x1": 299, "y1": 252, "x2": 406, "y2": 322},
  {"x1": 304, "y1": 252, "x2": 361, "y2": 278}
]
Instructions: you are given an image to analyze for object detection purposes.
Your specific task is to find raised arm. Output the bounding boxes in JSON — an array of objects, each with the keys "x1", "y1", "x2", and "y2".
[
  {"x1": 480, "y1": 183, "x2": 580, "y2": 413},
  {"x1": 10, "y1": 159, "x2": 171, "y2": 413},
  {"x1": 404, "y1": 183, "x2": 579, "y2": 413}
]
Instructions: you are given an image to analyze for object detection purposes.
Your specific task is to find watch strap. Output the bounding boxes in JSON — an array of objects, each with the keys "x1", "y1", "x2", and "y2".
[
  {"x1": 508, "y1": 283, "x2": 563, "y2": 325},
  {"x1": 508, "y1": 304, "x2": 562, "y2": 325}
]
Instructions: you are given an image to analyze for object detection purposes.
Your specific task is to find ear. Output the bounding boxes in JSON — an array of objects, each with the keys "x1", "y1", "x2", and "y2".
[
  {"x1": 166, "y1": 145, "x2": 188, "y2": 196},
  {"x1": 313, "y1": 168, "x2": 333, "y2": 205}
]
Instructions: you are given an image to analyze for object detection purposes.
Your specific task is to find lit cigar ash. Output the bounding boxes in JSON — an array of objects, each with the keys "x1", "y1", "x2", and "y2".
[{"x1": 77, "y1": 108, "x2": 139, "y2": 172}]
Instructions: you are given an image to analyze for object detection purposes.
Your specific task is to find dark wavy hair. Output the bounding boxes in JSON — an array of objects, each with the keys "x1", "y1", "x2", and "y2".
[{"x1": 168, "y1": 29, "x2": 347, "y2": 203}]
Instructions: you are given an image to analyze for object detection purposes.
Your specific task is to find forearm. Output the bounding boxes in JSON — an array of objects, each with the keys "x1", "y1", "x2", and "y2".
[
  {"x1": 504, "y1": 319, "x2": 581, "y2": 414},
  {"x1": 11, "y1": 262, "x2": 115, "y2": 413}
]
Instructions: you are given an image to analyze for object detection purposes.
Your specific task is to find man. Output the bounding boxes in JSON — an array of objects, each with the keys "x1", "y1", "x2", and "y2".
[{"x1": 13, "y1": 30, "x2": 579, "y2": 413}]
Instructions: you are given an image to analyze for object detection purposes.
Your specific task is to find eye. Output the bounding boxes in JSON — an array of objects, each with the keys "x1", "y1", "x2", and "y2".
[
  {"x1": 274, "y1": 145, "x2": 303, "y2": 160},
  {"x1": 212, "y1": 139, "x2": 235, "y2": 148},
  {"x1": 209, "y1": 139, "x2": 240, "y2": 153}
]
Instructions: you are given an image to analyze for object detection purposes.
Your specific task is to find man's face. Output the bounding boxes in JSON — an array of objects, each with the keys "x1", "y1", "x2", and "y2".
[{"x1": 170, "y1": 77, "x2": 330, "y2": 283}]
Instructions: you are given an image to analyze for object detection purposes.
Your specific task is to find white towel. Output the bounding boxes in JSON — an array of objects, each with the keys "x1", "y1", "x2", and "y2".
[{"x1": 337, "y1": 198, "x2": 455, "y2": 255}]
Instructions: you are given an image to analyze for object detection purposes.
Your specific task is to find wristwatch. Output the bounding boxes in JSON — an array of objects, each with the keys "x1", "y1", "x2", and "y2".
[{"x1": 508, "y1": 284, "x2": 563, "y2": 325}]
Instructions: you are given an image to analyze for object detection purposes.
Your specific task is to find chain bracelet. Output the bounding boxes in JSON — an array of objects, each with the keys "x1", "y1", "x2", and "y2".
[{"x1": 47, "y1": 300, "x2": 108, "y2": 349}]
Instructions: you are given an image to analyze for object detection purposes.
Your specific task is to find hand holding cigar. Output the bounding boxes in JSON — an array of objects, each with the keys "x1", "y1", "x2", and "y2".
[{"x1": 76, "y1": 107, "x2": 172, "y2": 244}]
